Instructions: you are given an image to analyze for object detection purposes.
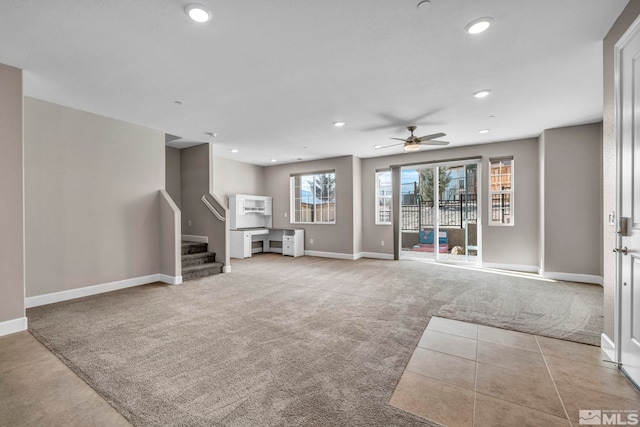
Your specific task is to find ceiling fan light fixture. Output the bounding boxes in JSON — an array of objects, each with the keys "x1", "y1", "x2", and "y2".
[
  {"x1": 465, "y1": 17, "x2": 493, "y2": 34},
  {"x1": 185, "y1": 4, "x2": 212, "y2": 23},
  {"x1": 404, "y1": 143, "x2": 422, "y2": 152},
  {"x1": 473, "y1": 89, "x2": 492, "y2": 98}
]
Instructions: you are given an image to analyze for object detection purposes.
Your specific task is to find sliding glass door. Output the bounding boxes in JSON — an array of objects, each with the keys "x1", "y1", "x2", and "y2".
[{"x1": 400, "y1": 160, "x2": 480, "y2": 264}]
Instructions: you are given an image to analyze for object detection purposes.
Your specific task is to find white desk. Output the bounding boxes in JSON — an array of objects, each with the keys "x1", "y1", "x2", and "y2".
[{"x1": 230, "y1": 228, "x2": 304, "y2": 259}]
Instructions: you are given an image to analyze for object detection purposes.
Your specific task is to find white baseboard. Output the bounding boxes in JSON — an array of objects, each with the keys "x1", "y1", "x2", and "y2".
[
  {"x1": 601, "y1": 333, "x2": 616, "y2": 363},
  {"x1": 543, "y1": 272, "x2": 604, "y2": 285},
  {"x1": 304, "y1": 250, "x2": 356, "y2": 260},
  {"x1": 181, "y1": 234, "x2": 208, "y2": 243},
  {"x1": 305, "y1": 251, "x2": 393, "y2": 261},
  {"x1": 357, "y1": 252, "x2": 394, "y2": 260},
  {"x1": 0, "y1": 317, "x2": 27, "y2": 337},
  {"x1": 481, "y1": 262, "x2": 539, "y2": 273},
  {"x1": 26, "y1": 274, "x2": 173, "y2": 308},
  {"x1": 158, "y1": 274, "x2": 182, "y2": 285},
  {"x1": 222, "y1": 265, "x2": 231, "y2": 273}
]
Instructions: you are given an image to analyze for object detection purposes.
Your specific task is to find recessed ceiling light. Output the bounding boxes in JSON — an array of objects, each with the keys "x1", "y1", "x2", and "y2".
[
  {"x1": 479, "y1": 129, "x2": 490, "y2": 134},
  {"x1": 271, "y1": 159, "x2": 277, "y2": 163},
  {"x1": 373, "y1": 145, "x2": 382, "y2": 149},
  {"x1": 333, "y1": 121, "x2": 346, "y2": 127},
  {"x1": 174, "y1": 101, "x2": 183, "y2": 105},
  {"x1": 185, "y1": 4, "x2": 212, "y2": 23},
  {"x1": 416, "y1": 0, "x2": 431, "y2": 9},
  {"x1": 465, "y1": 17, "x2": 493, "y2": 34},
  {"x1": 204, "y1": 132, "x2": 217, "y2": 138},
  {"x1": 230, "y1": 149, "x2": 238, "y2": 153},
  {"x1": 473, "y1": 89, "x2": 492, "y2": 98},
  {"x1": 488, "y1": 115, "x2": 496, "y2": 118}
]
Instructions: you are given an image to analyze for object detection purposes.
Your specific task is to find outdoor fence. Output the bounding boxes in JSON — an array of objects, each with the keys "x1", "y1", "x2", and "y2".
[{"x1": 401, "y1": 195, "x2": 478, "y2": 231}]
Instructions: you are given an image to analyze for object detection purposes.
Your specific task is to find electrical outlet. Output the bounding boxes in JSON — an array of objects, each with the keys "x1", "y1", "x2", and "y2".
[
  {"x1": 284, "y1": 212, "x2": 288, "y2": 218},
  {"x1": 381, "y1": 240, "x2": 384, "y2": 246},
  {"x1": 310, "y1": 238, "x2": 314, "y2": 244},
  {"x1": 188, "y1": 220, "x2": 192, "y2": 226}
]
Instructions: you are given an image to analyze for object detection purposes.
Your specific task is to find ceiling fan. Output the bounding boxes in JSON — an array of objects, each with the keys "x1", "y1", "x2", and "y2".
[{"x1": 375, "y1": 126, "x2": 449, "y2": 152}]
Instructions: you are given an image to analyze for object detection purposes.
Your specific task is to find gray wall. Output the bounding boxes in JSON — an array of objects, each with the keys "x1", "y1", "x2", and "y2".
[
  {"x1": 541, "y1": 123, "x2": 602, "y2": 277},
  {"x1": 180, "y1": 144, "x2": 210, "y2": 235},
  {"x1": 264, "y1": 156, "x2": 355, "y2": 255},
  {"x1": 361, "y1": 138, "x2": 540, "y2": 268},
  {"x1": 180, "y1": 144, "x2": 229, "y2": 266},
  {"x1": 165, "y1": 146, "x2": 181, "y2": 209},
  {"x1": 212, "y1": 154, "x2": 266, "y2": 205},
  {"x1": 603, "y1": 0, "x2": 640, "y2": 341},
  {"x1": 0, "y1": 64, "x2": 25, "y2": 324},
  {"x1": 24, "y1": 98, "x2": 165, "y2": 297}
]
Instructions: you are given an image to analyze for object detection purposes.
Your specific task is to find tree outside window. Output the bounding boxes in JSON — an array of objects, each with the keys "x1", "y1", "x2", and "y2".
[{"x1": 291, "y1": 172, "x2": 336, "y2": 223}]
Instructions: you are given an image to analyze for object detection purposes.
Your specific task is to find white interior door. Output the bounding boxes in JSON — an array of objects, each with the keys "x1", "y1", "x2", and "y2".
[{"x1": 617, "y1": 17, "x2": 640, "y2": 387}]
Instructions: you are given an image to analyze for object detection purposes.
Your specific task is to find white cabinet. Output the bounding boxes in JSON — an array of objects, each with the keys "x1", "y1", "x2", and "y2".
[
  {"x1": 230, "y1": 228, "x2": 304, "y2": 259},
  {"x1": 230, "y1": 229, "x2": 270, "y2": 259},
  {"x1": 282, "y1": 229, "x2": 304, "y2": 257},
  {"x1": 230, "y1": 230, "x2": 252, "y2": 259},
  {"x1": 235, "y1": 199, "x2": 246, "y2": 216},
  {"x1": 229, "y1": 194, "x2": 273, "y2": 229}
]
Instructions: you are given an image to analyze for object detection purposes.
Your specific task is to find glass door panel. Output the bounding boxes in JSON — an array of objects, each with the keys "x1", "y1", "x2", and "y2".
[
  {"x1": 399, "y1": 161, "x2": 479, "y2": 264},
  {"x1": 462, "y1": 163, "x2": 478, "y2": 263},
  {"x1": 400, "y1": 168, "x2": 436, "y2": 261}
]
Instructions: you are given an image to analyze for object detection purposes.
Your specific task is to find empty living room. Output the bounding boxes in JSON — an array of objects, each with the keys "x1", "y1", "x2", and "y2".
[{"x1": 1, "y1": 1, "x2": 640, "y2": 426}]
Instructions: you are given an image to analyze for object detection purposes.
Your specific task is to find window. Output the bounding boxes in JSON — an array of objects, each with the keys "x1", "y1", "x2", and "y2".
[
  {"x1": 290, "y1": 171, "x2": 336, "y2": 223},
  {"x1": 375, "y1": 170, "x2": 392, "y2": 224},
  {"x1": 489, "y1": 158, "x2": 513, "y2": 225}
]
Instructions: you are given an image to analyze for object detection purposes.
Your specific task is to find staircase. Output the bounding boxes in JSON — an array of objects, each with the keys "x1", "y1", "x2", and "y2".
[{"x1": 181, "y1": 241, "x2": 223, "y2": 281}]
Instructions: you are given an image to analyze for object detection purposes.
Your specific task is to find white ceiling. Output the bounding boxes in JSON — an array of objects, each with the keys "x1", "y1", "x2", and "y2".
[{"x1": 0, "y1": 0, "x2": 628, "y2": 166}]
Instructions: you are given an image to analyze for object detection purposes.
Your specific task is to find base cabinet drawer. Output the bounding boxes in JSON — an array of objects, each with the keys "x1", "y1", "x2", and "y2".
[{"x1": 282, "y1": 229, "x2": 304, "y2": 257}]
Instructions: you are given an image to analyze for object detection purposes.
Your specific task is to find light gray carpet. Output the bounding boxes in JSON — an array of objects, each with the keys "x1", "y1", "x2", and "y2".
[{"x1": 28, "y1": 255, "x2": 603, "y2": 426}]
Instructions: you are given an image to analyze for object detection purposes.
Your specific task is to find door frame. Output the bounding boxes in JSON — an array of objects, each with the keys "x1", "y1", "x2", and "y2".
[
  {"x1": 613, "y1": 13, "x2": 640, "y2": 371},
  {"x1": 393, "y1": 158, "x2": 483, "y2": 264}
]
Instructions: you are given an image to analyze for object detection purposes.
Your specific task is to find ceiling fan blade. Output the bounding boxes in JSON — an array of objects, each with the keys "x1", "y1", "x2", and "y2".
[
  {"x1": 390, "y1": 138, "x2": 407, "y2": 142},
  {"x1": 417, "y1": 132, "x2": 446, "y2": 141},
  {"x1": 375, "y1": 142, "x2": 406, "y2": 149},
  {"x1": 420, "y1": 140, "x2": 450, "y2": 146}
]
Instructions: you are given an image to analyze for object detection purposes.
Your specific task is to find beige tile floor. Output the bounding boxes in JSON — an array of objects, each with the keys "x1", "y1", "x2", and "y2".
[
  {"x1": 0, "y1": 331, "x2": 131, "y2": 427},
  {"x1": 390, "y1": 317, "x2": 640, "y2": 427}
]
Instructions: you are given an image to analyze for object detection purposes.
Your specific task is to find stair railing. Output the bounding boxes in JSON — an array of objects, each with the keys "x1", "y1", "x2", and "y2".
[
  {"x1": 201, "y1": 195, "x2": 225, "y2": 222},
  {"x1": 200, "y1": 192, "x2": 231, "y2": 272}
]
